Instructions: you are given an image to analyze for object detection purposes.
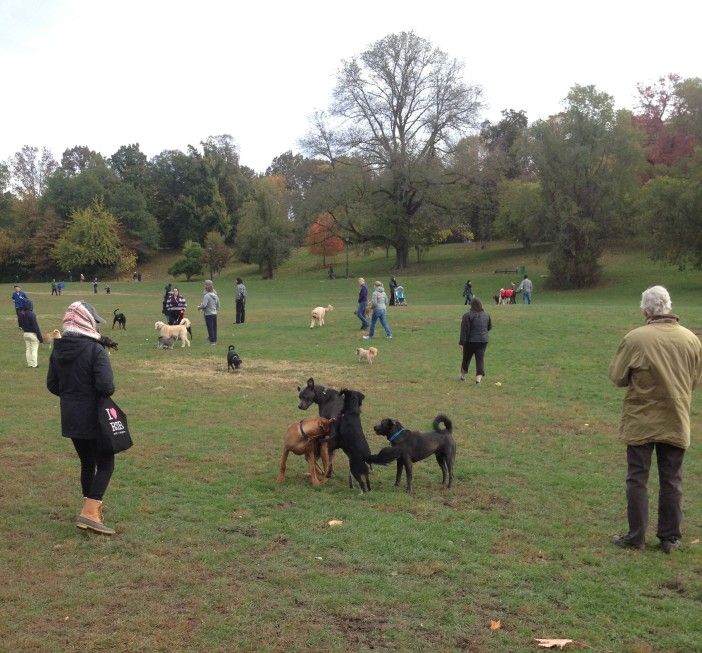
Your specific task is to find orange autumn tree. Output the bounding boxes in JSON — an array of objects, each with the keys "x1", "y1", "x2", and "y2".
[{"x1": 305, "y1": 212, "x2": 344, "y2": 266}]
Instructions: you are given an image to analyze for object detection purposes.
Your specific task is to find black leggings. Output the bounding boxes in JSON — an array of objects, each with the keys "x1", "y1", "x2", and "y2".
[
  {"x1": 71, "y1": 439, "x2": 115, "y2": 500},
  {"x1": 461, "y1": 342, "x2": 488, "y2": 376}
]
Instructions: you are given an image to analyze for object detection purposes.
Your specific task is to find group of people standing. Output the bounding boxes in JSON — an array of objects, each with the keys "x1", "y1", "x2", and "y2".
[
  {"x1": 356, "y1": 277, "x2": 393, "y2": 339},
  {"x1": 189, "y1": 277, "x2": 246, "y2": 346}
]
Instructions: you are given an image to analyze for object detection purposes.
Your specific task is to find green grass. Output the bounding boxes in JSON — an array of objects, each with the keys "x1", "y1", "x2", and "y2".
[{"x1": 1, "y1": 242, "x2": 701, "y2": 652}]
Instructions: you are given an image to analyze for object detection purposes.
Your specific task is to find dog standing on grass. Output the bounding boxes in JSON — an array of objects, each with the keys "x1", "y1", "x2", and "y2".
[
  {"x1": 356, "y1": 346, "x2": 378, "y2": 364},
  {"x1": 367, "y1": 415, "x2": 455, "y2": 493},
  {"x1": 154, "y1": 318, "x2": 191, "y2": 347},
  {"x1": 227, "y1": 345, "x2": 242, "y2": 371},
  {"x1": 276, "y1": 416, "x2": 336, "y2": 486},
  {"x1": 310, "y1": 304, "x2": 334, "y2": 328},
  {"x1": 112, "y1": 309, "x2": 126, "y2": 329}
]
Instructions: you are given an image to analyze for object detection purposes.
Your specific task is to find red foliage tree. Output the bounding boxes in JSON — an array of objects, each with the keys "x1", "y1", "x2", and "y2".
[{"x1": 305, "y1": 212, "x2": 344, "y2": 266}]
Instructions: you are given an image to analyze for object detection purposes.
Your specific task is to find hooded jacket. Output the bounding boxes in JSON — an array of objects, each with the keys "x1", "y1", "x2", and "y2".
[
  {"x1": 17, "y1": 304, "x2": 43, "y2": 341},
  {"x1": 608, "y1": 315, "x2": 702, "y2": 449},
  {"x1": 47, "y1": 334, "x2": 115, "y2": 439}
]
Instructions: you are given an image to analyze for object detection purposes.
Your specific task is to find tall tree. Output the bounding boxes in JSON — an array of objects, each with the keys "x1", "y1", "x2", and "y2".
[
  {"x1": 303, "y1": 31, "x2": 481, "y2": 268},
  {"x1": 109, "y1": 143, "x2": 149, "y2": 190},
  {"x1": 61, "y1": 146, "x2": 100, "y2": 175},
  {"x1": 305, "y1": 212, "x2": 345, "y2": 265},
  {"x1": 10, "y1": 145, "x2": 58, "y2": 200},
  {"x1": 202, "y1": 230, "x2": 233, "y2": 277},
  {"x1": 235, "y1": 176, "x2": 294, "y2": 278},
  {"x1": 531, "y1": 85, "x2": 644, "y2": 288}
]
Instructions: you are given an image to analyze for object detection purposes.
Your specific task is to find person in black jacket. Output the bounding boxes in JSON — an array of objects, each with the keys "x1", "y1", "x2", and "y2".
[
  {"x1": 458, "y1": 297, "x2": 492, "y2": 384},
  {"x1": 17, "y1": 298, "x2": 43, "y2": 367},
  {"x1": 47, "y1": 301, "x2": 117, "y2": 535}
]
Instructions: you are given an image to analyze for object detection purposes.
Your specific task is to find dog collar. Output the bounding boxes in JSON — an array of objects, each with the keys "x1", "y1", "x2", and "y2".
[
  {"x1": 388, "y1": 428, "x2": 405, "y2": 442},
  {"x1": 299, "y1": 421, "x2": 309, "y2": 438}
]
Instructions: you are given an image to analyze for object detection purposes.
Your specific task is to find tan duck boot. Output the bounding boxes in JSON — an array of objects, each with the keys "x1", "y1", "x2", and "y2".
[{"x1": 77, "y1": 498, "x2": 116, "y2": 535}]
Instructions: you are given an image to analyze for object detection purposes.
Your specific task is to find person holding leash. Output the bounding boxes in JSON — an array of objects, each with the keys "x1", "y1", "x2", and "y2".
[{"x1": 609, "y1": 285, "x2": 702, "y2": 553}]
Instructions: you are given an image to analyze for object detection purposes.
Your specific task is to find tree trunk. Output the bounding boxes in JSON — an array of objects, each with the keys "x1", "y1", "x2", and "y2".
[{"x1": 395, "y1": 244, "x2": 409, "y2": 269}]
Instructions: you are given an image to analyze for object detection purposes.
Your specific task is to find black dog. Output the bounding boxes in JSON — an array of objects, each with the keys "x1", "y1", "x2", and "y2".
[
  {"x1": 112, "y1": 309, "x2": 126, "y2": 330},
  {"x1": 326, "y1": 389, "x2": 372, "y2": 493},
  {"x1": 227, "y1": 345, "x2": 242, "y2": 371},
  {"x1": 368, "y1": 415, "x2": 455, "y2": 493}
]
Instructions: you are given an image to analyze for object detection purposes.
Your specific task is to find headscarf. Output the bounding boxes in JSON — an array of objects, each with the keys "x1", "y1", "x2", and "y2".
[{"x1": 62, "y1": 301, "x2": 104, "y2": 340}]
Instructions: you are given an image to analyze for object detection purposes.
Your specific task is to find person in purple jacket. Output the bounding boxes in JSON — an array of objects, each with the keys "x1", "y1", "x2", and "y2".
[{"x1": 356, "y1": 277, "x2": 369, "y2": 331}]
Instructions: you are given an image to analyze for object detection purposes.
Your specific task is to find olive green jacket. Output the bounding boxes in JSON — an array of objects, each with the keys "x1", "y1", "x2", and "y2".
[{"x1": 609, "y1": 315, "x2": 702, "y2": 449}]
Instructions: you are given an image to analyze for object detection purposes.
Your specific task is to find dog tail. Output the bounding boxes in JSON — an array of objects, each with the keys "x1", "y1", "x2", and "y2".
[
  {"x1": 114, "y1": 309, "x2": 119, "y2": 315},
  {"x1": 433, "y1": 414, "x2": 452, "y2": 433}
]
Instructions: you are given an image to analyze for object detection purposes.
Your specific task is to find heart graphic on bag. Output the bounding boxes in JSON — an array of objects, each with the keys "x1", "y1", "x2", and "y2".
[{"x1": 108, "y1": 407, "x2": 118, "y2": 420}]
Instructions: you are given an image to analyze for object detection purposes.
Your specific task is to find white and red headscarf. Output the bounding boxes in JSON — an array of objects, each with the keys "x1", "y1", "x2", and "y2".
[{"x1": 62, "y1": 301, "x2": 104, "y2": 340}]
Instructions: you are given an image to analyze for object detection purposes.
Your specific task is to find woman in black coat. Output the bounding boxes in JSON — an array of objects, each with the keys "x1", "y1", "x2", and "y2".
[
  {"x1": 47, "y1": 301, "x2": 117, "y2": 535},
  {"x1": 458, "y1": 297, "x2": 492, "y2": 384}
]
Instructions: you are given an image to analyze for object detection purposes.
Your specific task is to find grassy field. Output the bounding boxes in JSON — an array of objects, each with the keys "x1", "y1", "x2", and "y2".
[{"x1": 1, "y1": 242, "x2": 701, "y2": 653}]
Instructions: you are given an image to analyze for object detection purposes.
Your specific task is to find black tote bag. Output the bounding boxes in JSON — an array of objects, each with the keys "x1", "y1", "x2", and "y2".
[{"x1": 97, "y1": 397, "x2": 133, "y2": 454}]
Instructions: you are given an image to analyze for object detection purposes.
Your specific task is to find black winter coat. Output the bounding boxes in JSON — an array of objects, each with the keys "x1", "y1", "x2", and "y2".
[{"x1": 47, "y1": 334, "x2": 115, "y2": 439}]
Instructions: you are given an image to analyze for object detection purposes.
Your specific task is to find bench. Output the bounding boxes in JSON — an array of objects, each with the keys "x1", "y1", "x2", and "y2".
[{"x1": 494, "y1": 268, "x2": 518, "y2": 274}]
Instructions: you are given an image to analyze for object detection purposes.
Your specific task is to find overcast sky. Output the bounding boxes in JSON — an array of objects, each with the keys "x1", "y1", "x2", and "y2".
[{"x1": 1, "y1": 0, "x2": 699, "y2": 173}]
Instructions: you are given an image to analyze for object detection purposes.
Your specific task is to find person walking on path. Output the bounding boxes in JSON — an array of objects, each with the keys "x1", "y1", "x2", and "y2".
[
  {"x1": 234, "y1": 278, "x2": 247, "y2": 324},
  {"x1": 198, "y1": 280, "x2": 220, "y2": 345},
  {"x1": 458, "y1": 297, "x2": 492, "y2": 384},
  {"x1": 356, "y1": 277, "x2": 369, "y2": 331},
  {"x1": 363, "y1": 281, "x2": 393, "y2": 340},
  {"x1": 47, "y1": 301, "x2": 117, "y2": 535},
  {"x1": 462, "y1": 280, "x2": 473, "y2": 306},
  {"x1": 518, "y1": 274, "x2": 533, "y2": 304},
  {"x1": 11, "y1": 285, "x2": 28, "y2": 317},
  {"x1": 609, "y1": 285, "x2": 702, "y2": 553},
  {"x1": 389, "y1": 276, "x2": 398, "y2": 306},
  {"x1": 17, "y1": 298, "x2": 43, "y2": 367}
]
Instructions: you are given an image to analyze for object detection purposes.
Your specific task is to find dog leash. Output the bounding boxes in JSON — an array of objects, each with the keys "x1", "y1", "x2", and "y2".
[{"x1": 388, "y1": 428, "x2": 405, "y2": 442}]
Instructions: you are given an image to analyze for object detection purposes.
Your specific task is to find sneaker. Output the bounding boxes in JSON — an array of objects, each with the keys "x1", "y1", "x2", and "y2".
[
  {"x1": 385, "y1": 335, "x2": 392, "y2": 339},
  {"x1": 660, "y1": 538, "x2": 681, "y2": 554},
  {"x1": 458, "y1": 375, "x2": 465, "y2": 382},
  {"x1": 612, "y1": 535, "x2": 645, "y2": 551},
  {"x1": 362, "y1": 335, "x2": 371, "y2": 340}
]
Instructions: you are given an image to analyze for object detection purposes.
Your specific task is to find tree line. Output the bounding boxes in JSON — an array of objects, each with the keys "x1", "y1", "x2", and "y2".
[{"x1": 1, "y1": 32, "x2": 700, "y2": 288}]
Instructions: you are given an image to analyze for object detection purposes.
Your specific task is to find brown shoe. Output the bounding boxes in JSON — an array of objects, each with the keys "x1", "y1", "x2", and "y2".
[{"x1": 77, "y1": 498, "x2": 116, "y2": 535}]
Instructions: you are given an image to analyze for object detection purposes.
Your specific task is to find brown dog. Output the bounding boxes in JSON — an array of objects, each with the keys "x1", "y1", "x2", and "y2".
[{"x1": 276, "y1": 416, "x2": 335, "y2": 486}]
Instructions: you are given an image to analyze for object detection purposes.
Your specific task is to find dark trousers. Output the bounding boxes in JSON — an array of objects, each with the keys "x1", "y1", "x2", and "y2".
[
  {"x1": 461, "y1": 342, "x2": 487, "y2": 376},
  {"x1": 204, "y1": 314, "x2": 217, "y2": 343},
  {"x1": 625, "y1": 442, "x2": 685, "y2": 544},
  {"x1": 236, "y1": 299, "x2": 245, "y2": 324},
  {"x1": 71, "y1": 439, "x2": 114, "y2": 500}
]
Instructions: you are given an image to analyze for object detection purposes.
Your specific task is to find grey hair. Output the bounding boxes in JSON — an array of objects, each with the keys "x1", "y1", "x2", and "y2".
[
  {"x1": 640, "y1": 285, "x2": 672, "y2": 317},
  {"x1": 204, "y1": 280, "x2": 214, "y2": 292}
]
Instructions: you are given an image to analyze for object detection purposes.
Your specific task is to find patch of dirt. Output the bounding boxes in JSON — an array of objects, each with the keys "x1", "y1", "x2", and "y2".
[{"x1": 333, "y1": 613, "x2": 391, "y2": 650}]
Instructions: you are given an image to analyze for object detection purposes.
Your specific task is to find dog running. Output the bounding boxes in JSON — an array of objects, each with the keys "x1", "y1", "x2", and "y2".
[
  {"x1": 112, "y1": 309, "x2": 126, "y2": 329},
  {"x1": 367, "y1": 415, "x2": 455, "y2": 493},
  {"x1": 154, "y1": 318, "x2": 191, "y2": 347},
  {"x1": 227, "y1": 345, "x2": 242, "y2": 371},
  {"x1": 310, "y1": 304, "x2": 334, "y2": 328},
  {"x1": 356, "y1": 346, "x2": 378, "y2": 364}
]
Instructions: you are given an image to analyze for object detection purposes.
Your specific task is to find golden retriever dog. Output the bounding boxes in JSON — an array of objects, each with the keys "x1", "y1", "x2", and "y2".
[
  {"x1": 310, "y1": 304, "x2": 334, "y2": 328},
  {"x1": 276, "y1": 416, "x2": 335, "y2": 486},
  {"x1": 154, "y1": 318, "x2": 191, "y2": 347},
  {"x1": 43, "y1": 329, "x2": 62, "y2": 347},
  {"x1": 356, "y1": 346, "x2": 378, "y2": 364}
]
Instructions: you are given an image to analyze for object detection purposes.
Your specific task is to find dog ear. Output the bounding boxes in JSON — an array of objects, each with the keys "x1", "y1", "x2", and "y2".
[
  {"x1": 307, "y1": 377, "x2": 314, "y2": 388},
  {"x1": 296, "y1": 386, "x2": 301, "y2": 392}
]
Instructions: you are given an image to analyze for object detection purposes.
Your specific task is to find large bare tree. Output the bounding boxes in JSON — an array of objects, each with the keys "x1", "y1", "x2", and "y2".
[{"x1": 303, "y1": 31, "x2": 481, "y2": 267}]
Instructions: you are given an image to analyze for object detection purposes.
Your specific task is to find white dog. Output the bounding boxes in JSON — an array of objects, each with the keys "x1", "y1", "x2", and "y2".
[
  {"x1": 310, "y1": 304, "x2": 334, "y2": 328},
  {"x1": 154, "y1": 317, "x2": 191, "y2": 347},
  {"x1": 356, "y1": 346, "x2": 378, "y2": 364}
]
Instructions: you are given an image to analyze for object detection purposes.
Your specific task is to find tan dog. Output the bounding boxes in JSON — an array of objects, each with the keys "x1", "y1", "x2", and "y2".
[
  {"x1": 310, "y1": 304, "x2": 334, "y2": 328},
  {"x1": 43, "y1": 329, "x2": 62, "y2": 347},
  {"x1": 154, "y1": 318, "x2": 191, "y2": 347},
  {"x1": 356, "y1": 346, "x2": 378, "y2": 364},
  {"x1": 276, "y1": 416, "x2": 335, "y2": 485}
]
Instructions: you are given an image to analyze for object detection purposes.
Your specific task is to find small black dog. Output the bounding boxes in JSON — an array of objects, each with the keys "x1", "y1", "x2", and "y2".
[
  {"x1": 326, "y1": 389, "x2": 371, "y2": 493},
  {"x1": 227, "y1": 345, "x2": 242, "y2": 371},
  {"x1": 112, "y1": 308, "x2": 126, "y2": 330},
  {"x1": 368, "y1": 415, "x2": 455, "y2": 493}
]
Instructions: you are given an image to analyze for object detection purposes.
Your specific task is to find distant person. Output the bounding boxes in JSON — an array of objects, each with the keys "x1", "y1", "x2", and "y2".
[
  {"x1": 137, "y1": 272, "x2": 142, "y2": 282},
  {"x1": 462, "y1": 280, "x2": 473, "y2": 306},
  {"x1": 132, "y1": 271, "x2": 138, "y2": 282},
  {"x1": 57, "y1": 281, "x2": 65, "y2": 295},
  {"x1": 518, "y1": 274, "x2": 533, "y2": 304},
  {"x1": 92, "y1": 278, "x2": 98, "y2": 294},
  {"x1": 17, "y1": 298, "x2": 43, "y2": 368},
  {"x1": 356, "y1": 277, "x2": 369, "y2": 331},
  {"x1": 609, "y1": 286, "x2": 702, "y2": 554},
  {"x1": 363, "y1": 281, "x2": 392, "y2": 340},
  {"x1": 80, "y1": 273, "x2": 85, "y2": 282},
  {"x1": 68, "y1": 269, "x2": 73, "y2": 282},
  {"x1": 458, "y1": 297, "x2": 492, "y2": 384},
  {"x1": 198, "y1": 280, "x2": 220, "y2": 345},
  {"x1": 389, "y1": 276, "x2": 398, "y2": 306},
  {"x1": 51, "y1": 279, "x2": 58, "y2": 296},
  {"x1": 11, "y1": 285, "x2": 28, "y2": 316},
  {"x1": 105, "y1": 284, "x2": 111, "y2": 295},
  {"x1": 47, "y1": 301, "x2": 117, "y2": 535},
  {"x1": 234, "y1": 277, "x2": 247, "y2": 324},
  {"x1": 328, "y1": 266, "x2": 336, "y2": 279}
]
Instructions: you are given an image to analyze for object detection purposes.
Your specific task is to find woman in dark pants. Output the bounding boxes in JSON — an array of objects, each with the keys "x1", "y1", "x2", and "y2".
[
  {"x1": 47, "y1": 301, "x2": 117, "y2": 534},
  {"x1": 458, "y1": 297, "x2": 492, "y2": 384},
  {"x1": 198, "y1": 280, "x2": 220, "y2": 345}
]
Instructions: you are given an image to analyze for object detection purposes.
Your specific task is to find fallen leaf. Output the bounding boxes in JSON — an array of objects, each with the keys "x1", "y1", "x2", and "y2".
[
  {"x1": 314, "y1": 556, "x2": 323, "y2": 560},
  {"x1": 495, "y1": 381, "x2": 502, "y2": 386},
  {"x1": 489, "y1": 619, "x2": 501, "y2": 630},
  {"x1": 691, "y1": 538, "x2": 700, "y2": 545},
  {"x1": 327, "y1": 520, "x2": 343, "y2": 527},
  {"x1": 584, "y1": 423, "x2": 589, "y2": 427},
  {"x1": 534, "y1": 639, "x2": 574, "y2": 650}
]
